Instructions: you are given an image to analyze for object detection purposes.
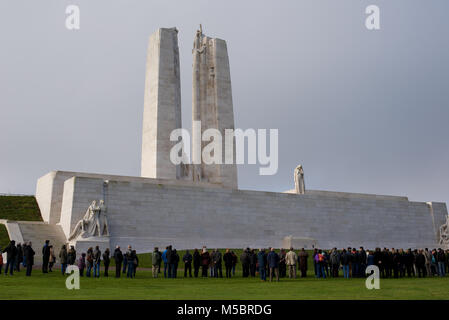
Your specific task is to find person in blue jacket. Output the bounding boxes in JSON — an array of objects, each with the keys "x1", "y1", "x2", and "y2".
[
  {"x1": 257, "y1": 249, "x2": 267, "y2": 281},
  {"x1": 267, "y1": 248, "x2": 280, "y2": 282}
]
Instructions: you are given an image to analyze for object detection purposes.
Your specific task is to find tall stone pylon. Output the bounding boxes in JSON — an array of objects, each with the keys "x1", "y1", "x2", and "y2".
[
  {"x1": 141, "y1": 28, "x2": 182, "y2": 179},
  {"x1": 192, "y1": 26, "x2": 238, "y2": 189}
]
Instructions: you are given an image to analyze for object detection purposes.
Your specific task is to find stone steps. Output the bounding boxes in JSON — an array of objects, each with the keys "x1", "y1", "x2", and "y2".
[{"x1": 1, "y1": 220, "x2": 67, "y2": 264}]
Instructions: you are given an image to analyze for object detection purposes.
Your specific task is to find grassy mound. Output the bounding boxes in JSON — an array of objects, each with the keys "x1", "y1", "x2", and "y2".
[
  {"x1": 0, "y1": 224, "x2": 9, "y2": 250},
  {"x1": 0, "y1": 195, "x2": 42, "y2": 221}
]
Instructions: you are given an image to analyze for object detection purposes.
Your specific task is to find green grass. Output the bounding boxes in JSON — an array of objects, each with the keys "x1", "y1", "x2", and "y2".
[
  {"x1": 0, "y1": 196, "x2": 42, "y2": 221},
  {"x1": 0, "y1": 268, "x2": 448, "y2": 300}
]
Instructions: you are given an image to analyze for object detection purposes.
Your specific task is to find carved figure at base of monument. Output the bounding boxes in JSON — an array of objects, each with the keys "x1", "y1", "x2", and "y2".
[{"x1": 68, "y1": 200, "x2": 109, "y2": 241}]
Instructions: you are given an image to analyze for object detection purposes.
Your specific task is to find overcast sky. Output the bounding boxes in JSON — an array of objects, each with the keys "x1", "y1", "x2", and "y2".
[{"x1": 0, "y1": 0, "x2": 448, "y2": 207}]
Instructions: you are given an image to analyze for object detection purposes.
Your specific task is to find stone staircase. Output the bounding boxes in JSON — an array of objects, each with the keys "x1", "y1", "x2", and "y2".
[{"x1": 1, "y1": 220, "x2": 67, "y2": 265}]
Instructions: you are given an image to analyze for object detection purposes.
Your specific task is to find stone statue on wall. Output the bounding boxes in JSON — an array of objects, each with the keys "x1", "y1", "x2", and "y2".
[
  {"x1": 68, "y1": 200, "x2": 109, "y2": 241},
  {"x1": 439, "y1": 215, "x2": 449, "y2": 248},
  {"x1": 294, "y1": 165, "x2": 305, "y2": 194}
]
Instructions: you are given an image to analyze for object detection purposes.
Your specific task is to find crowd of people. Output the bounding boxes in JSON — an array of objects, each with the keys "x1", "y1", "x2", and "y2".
[{"x1": 1, "y1": 240, "x2": 449, "y2": 282}]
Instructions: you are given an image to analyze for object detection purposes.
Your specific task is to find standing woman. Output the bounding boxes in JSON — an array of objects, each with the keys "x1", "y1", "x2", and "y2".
[
  {"x1": 103, "y1": 248, "x2": 110, "y2": 277},
  {"x1": 59, "y1": 245, "x2": 68, "y2": 275},
  {"x1": 48, "y1": 245, "x2": 55, "y2": 272}
]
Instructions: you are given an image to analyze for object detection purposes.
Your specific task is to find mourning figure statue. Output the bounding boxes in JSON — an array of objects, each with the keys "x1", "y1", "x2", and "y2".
[{"x1": 68, "y1": 200, "x2": 109, "y2": 241}]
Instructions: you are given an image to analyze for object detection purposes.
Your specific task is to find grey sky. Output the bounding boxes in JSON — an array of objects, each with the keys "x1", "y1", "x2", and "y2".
[{"x1": 0, "y1": 0, "x2": 448, "y2": 207}]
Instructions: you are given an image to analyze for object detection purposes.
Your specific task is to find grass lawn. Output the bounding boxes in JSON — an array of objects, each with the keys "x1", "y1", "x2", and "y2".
[
  {"x1": 0, "y1": 268, "x2": 448, "y2": 300},
  {"x1": 0, "y1": 196, "x2": 42, "y2": 221}
]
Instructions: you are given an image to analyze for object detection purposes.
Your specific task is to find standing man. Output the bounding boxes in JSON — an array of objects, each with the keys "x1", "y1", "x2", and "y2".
[
  {"x1": 286, "y1": 247, "x2": 297, "y2": 279},
  {"x1": 257, "y1": 249, "x2": 267, "y2": 281},
  {"x1": 162, "y1": 246, "x2": 168, "y2": 278},
  {"x1": 126, "y1": 245, "x2": 135, "y2": 278},
  {"x1": 103, "y1": 248, "x2": 110, "y2": 277},
  {"x1": 3, "y1": 240, "x2": 17, "y2": 275},
  {"x1": 240, "y1": 248, "x2": 250, "y2": 278},
  {"x1": 152, "y1": 247, "x2": 162, "y2": 278},
  {"x1": 15, "y1": 243, "x2": 23, "y2": 272},
  {"x1": 193, "y1": 249, "x2": 201, "y2": 278},
  {"x1": 113, "y1": 245, "x2": 123, "y2": 278},
  {"x1": 424, "y1": 248, "x2": 432, "y2": 277},
  {"x1": 25, "y1": 241, "x2": 35, "y2": 276},
  {"x1": 213, "y1": 249, "x2": 223, "y2": 278},
  {"x1": 93, "y1": 246, "x2": 101, "y2": 278},
  {"x1": 42, "y1": 240, "x2": 50, "y2": 273},
  {"x1": 166, "y1": 245, "x2": 173, "y2": 279},
  {"x1": 223, "y1": 249, "x2": 233, "y2": 278},
  {"x1": 59, "y1": 245, "x2": 68, "y2": 275},
  {"x1": 279, "y1": 249, "x2": 287, "y2": 278},
  {"x1": 267, "y1": 248, "x2": 280, "y2": 282},
  {"x1": 183, "y1": 250, "x2": 193, "y2": 278},
  {"x1": 298, "y1": 248, "x2": 309, "y2": 278},
  {"x1": 329, "y1": 248, "x2": 340, "y2": 277}
]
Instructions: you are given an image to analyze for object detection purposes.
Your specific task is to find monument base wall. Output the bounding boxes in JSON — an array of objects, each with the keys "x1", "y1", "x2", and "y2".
[{"x1": 45, "y1": 173, "x2": 448, "y2": 253}]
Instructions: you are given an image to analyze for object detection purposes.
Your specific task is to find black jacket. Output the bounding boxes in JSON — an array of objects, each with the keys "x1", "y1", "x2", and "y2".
[
  {"x1": 103, "y1": 251, "x2": 110, "y2": 265},
  {"x1": 193, "y1": 251, "x2": 201, "y2": 267},
  {"x1": 42, "y1": 244, "x2": 50, "y2": 258},
  {"x1": 223, "y1": 252, "x2": 233, "y2": 267},
  {"x1": 3, "y1": 242, "x2": 17, "y2": 260},
  {"x1": 25, "y1": 246, "x2": 35, "y2": 265},
  {"x1": 114, "y1": 248, "x2": 123, "y2": 264}
]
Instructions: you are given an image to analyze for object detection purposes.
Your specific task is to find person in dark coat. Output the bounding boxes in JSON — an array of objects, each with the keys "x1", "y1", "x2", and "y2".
[
  {"x1": 393, "y1": 249, "x2": 401, "y2": 278},
  {"x1": 126, "y1": 246, "x2": 135, "y2": 278},
  {"x1": 93, "y1": 246, "x2": 101, "y2": 278},
  {"x1": 183, "y1": 250, "x2": 193, "y2": 277},
  {"x1": 113, "y1": 245, "x2": 123, "y2": 278},
  {"x1": 249, "y1": 249, "x2": 257, "y2": 277},
  {"x1": 278, "y1": 249, "x2": 286, "y2": 278},
  {"x1": 223, "y1": 249, "x2": 233, "y2": 278},
  {"x1": 59, "y1": 245, "x2": 68, "y2": 275},
  {"x1": 213, "y1": 249, "x2": 223, "y2": 278},
  {"x1": 240, "y1": 248, "x2": 250, "y2": 277},
  {"x1": 231, "y1": 251, "x2": 238, "y2": 276},
  {"x1": 15, "y1": 243, "x2": 23, "y2": 272},
  {"x1": 132, "y1": 250, "x2": 139, "y2": 278},
  {"x1": 201, "y1": 248, "x2": 210, "y2": 277},
  {"x1": 42, "y1": 240, "x2": 50, "y2": 273},
  {"x1": 298, "y1": 248, "x2": 309, "y2": 278},
  {"x1": 172, "y1": 249, "x2": 179, "y2": 278},
  {"x1": 3, "y1": 240, "x2": 17, "y2": 275},
  {"x1": 257, "y1": 249, "x2": 267, "y2": 281},
  {"x1": 267, "y1": 248, "x2": 280, "y2": 282},
  {"x1": 166, "y1": 245, "x2": 173, "y2": 279},
  {"x1": 25, "y1": 241, "x2": 35, "y2": 276},
  {"x1": 78, "y1": 253, "x2": 86, "y2": 276},
  {"x1": 193, "y1": 249, "x2": 201, "y2": 278},
  {"x1": 103, "y1": 248, "x2": 110, "y2": 277},
  {"x1": 416, "y1": 249, "x2": 426, "y2": 278},
  {"x1": 67, "y1": 246, "x2": 77, "y2": 265},
  {"x1": 22, "y1": 242, "x2": 28, "y2": 268}
]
